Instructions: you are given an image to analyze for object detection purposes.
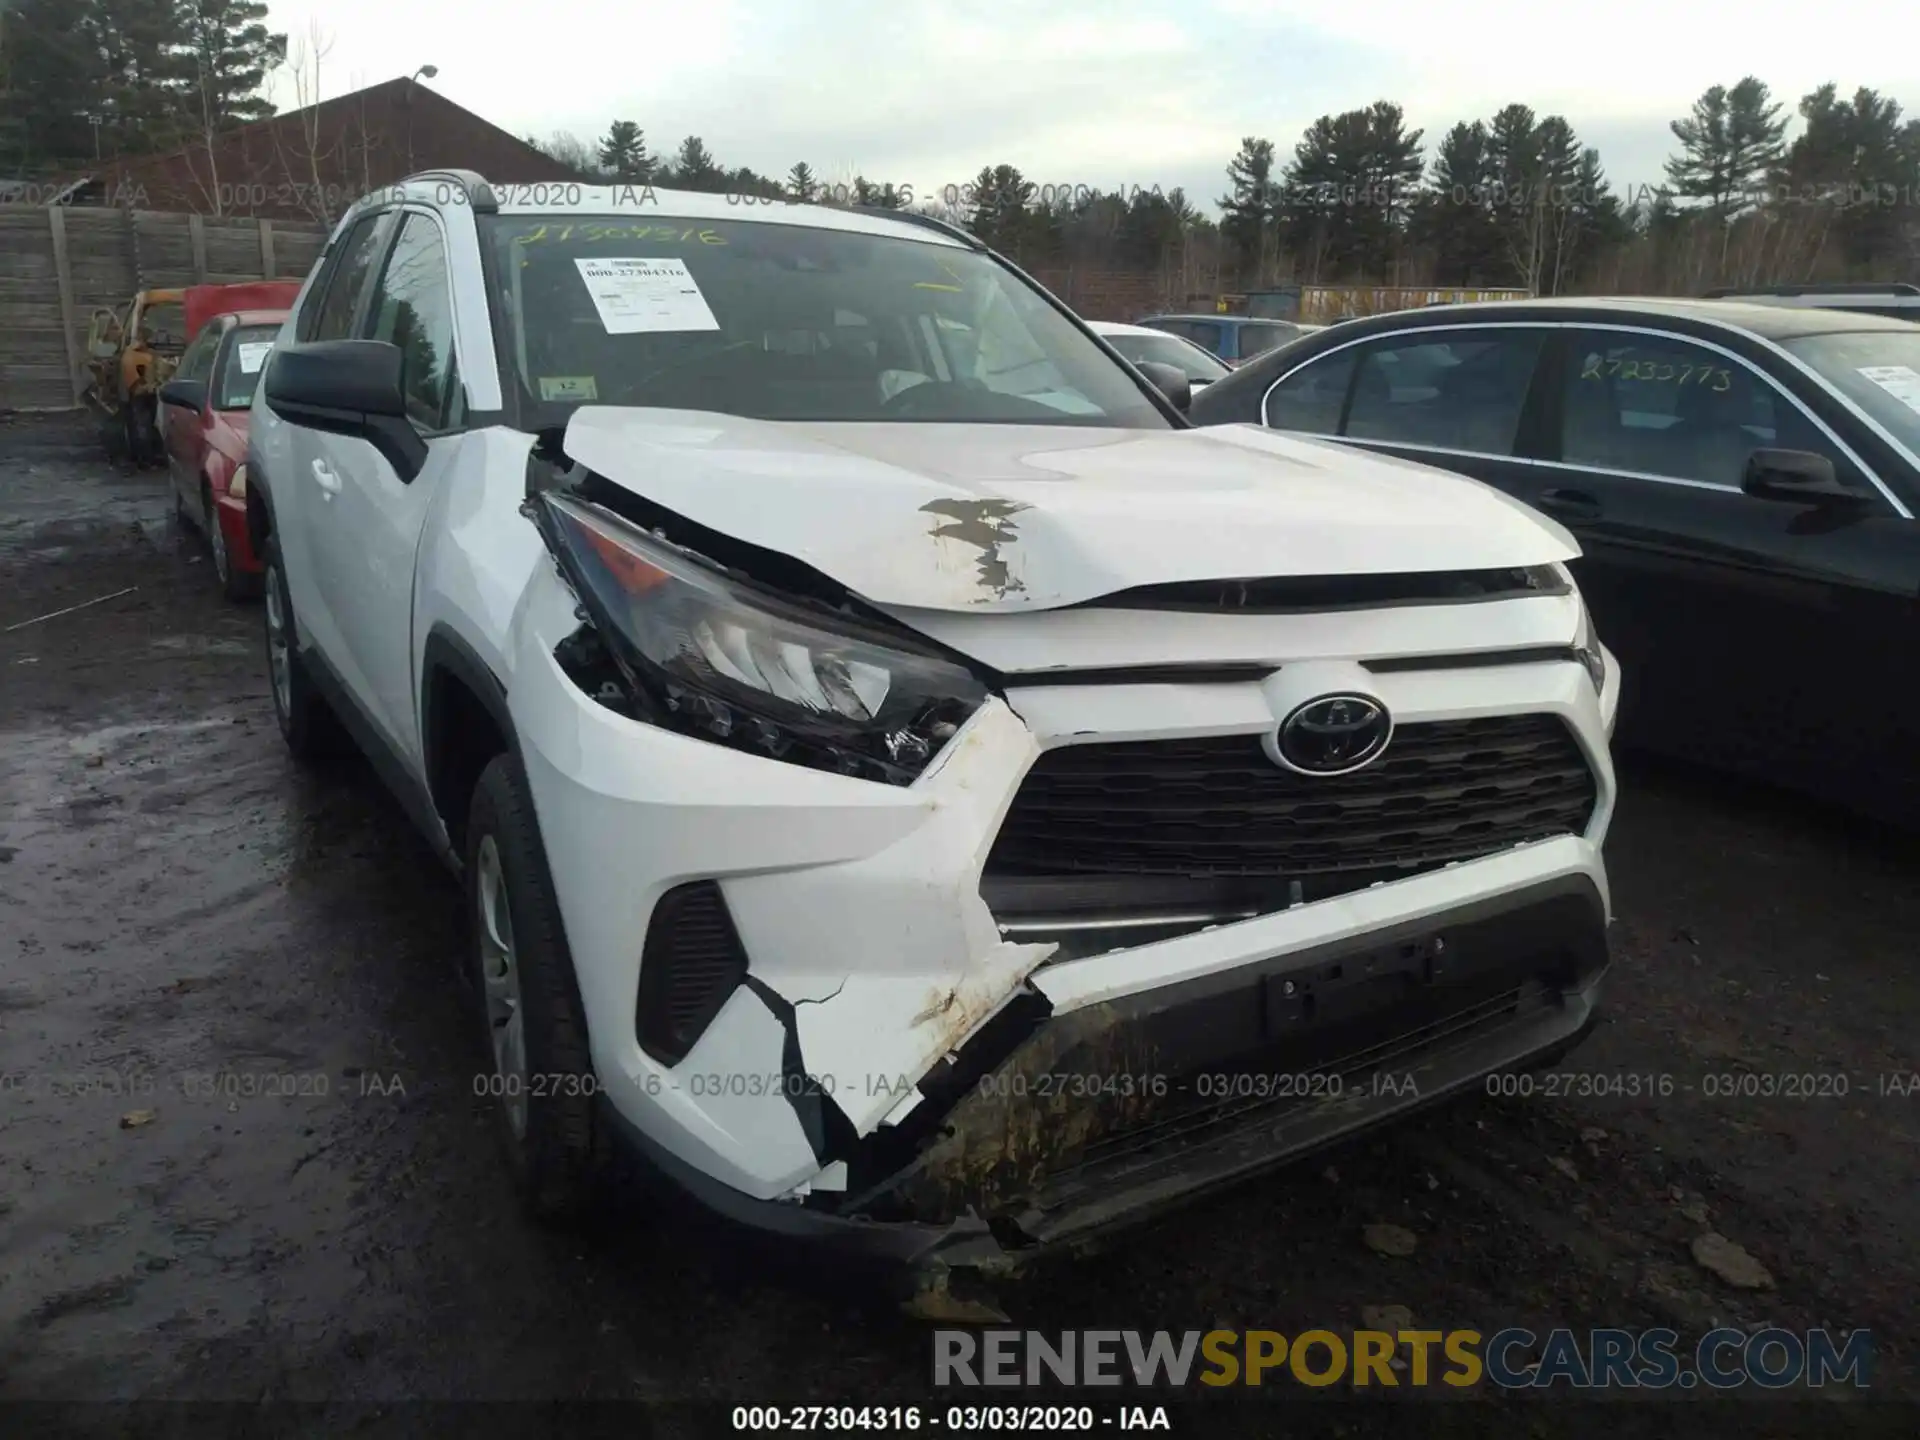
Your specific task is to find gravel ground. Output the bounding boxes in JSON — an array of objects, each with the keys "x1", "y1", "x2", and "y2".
[{"x1": 2, "y1": 411, "x2": 1916, "y2": 1437}]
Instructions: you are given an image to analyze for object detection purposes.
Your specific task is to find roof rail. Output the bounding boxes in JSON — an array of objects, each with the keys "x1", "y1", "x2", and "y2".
[
  {"x1": 397, "y1": 169, "x2": 498, "y2": 213},
  {"x1": 1702, "y1": 282, "x2": 1920, "y2": 298},
  {"x1": 849, "y1": 205, "x2": 984, "y2": 248}
]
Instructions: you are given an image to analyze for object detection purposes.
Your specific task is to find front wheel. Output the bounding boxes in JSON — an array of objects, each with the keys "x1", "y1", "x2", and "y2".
[
  {"x1": 262, "y1": 536, "x2": 339, "y2": 762},
  {"x1": 465, "y1": 753, "x2": 613, "y2": 1223}
]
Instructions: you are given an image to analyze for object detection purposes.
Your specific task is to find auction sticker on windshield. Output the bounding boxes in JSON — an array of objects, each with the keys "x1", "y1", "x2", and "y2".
[
  {"x1": 574, "y1": 257, "x2": 719, "y2": 334},
  {"x1": 236, "y1": 341, "x2": 274, "y2": 373},
  {"x1": 1858, "y1": 365, "x2": 1920, "y2": 415}
]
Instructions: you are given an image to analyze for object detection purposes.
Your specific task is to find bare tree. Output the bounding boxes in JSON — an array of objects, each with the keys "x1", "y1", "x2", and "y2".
[
  {"x1": 268, "y1": 23, "x2": 342, "y2": 225},
  {"x1": 180, "y1": 48, "x2": 226, "y2": 216}
]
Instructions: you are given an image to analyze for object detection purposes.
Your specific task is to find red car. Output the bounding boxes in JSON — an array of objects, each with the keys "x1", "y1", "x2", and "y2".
[{"x1": 159, "y1": 283, "x2": 300, "y2": 599}]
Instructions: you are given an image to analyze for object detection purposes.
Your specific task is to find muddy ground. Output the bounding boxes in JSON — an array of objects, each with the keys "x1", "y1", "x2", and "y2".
[{"x1": 2, "y1": 411, "x2": 1917, "y2": 1436}]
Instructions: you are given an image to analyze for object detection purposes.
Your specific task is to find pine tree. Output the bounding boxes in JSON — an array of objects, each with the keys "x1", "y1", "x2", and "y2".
[
  {"x1": 664, "y1": 135, "x2": 722, "y2": 191},
  {"x1": 1218, "y1": 137, "x2": 1280, "y2": 280},
  {"x1": 786, "y1": 161, "x2": 818, "y2": 202},
  {"x1": 1279, "y1": 102, "x2": 1424, "y2": 282},
  {"x1": 853, "y1": 175, "x2": 906, "y2": 208},
  {"x1": 171, "y1": 0, "x2": 286, "y2": 129},
  {"x1": 1777, "y1": 85, "x2": 1916, "y2": 268},
  {"x1": 1413, "y1": 121, "x2": 1505, "y2": 285},
  {"x1": 595, "y1": 120, "x2": 650, "y2": 180},
  {"x1": 1664, "y1": 76, "x2": 1788, "y2": 217},
  {"x1": 4, "y1": 0, "x2": 108, "y2": 168},
  {"x1": 966, "y1": 164, "x2": 1035, "y2": 251}
]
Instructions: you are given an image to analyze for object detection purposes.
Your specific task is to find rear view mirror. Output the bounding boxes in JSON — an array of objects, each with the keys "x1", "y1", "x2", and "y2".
[
  {"x1": 1741, "y1": 449, "x2": 1858, "y2": 505},
  {"x1": 1135, "y1": 360, "x2": 1192, "y2": 414},
  {"x1": 264, "y1": 340, "x2": 426, "y2": 481}
]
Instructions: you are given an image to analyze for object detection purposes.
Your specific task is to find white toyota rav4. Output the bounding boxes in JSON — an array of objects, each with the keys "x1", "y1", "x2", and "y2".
[{"x1": 247, "y1": 171, "x2": 1620, "y2": 1281}]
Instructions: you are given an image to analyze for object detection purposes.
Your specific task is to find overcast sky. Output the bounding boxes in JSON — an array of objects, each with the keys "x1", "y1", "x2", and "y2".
[{"x1": 261, "y1": 0, "x2": 1920, "y2": 213}]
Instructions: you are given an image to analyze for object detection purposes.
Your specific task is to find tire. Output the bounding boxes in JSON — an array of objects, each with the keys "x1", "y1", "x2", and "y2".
[
  {"x1": 101, "y1": 406, "x2": 129, "y2": 464},
  {"x1": 465, "y1": 752, "x2": 612, "y2": 1224},
  {"x1": 205, "y1": 480, "x2": 258, "y2": 601},
  {"x1": 262, "y1": 534, "x2": 340, "y2": 763},
  {"x1": 126, "y1": 400, "x2": 160, "y2": 468}
]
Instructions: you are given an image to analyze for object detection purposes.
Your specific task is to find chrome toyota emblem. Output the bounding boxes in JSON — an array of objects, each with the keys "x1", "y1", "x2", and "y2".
[{"x1": 1268, "y1": 694, "x2": 1393, "y2": 776}]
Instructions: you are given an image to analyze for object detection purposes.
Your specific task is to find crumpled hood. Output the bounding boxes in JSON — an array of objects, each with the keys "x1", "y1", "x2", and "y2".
[{"x1": 562, "y1": 408, "x2": 1578, "y2": 613}]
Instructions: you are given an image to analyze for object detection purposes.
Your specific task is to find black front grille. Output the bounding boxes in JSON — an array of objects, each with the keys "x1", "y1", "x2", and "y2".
[
  {"x1": 985, "y1": 714, "x2": 1596, "y2": 895},
  {"x1": 1092, "y1": 566, "x2": 1565, "y2": 613},
  {"x1": 636, "y1": 881, "x2": 749, "y2": 1065}
]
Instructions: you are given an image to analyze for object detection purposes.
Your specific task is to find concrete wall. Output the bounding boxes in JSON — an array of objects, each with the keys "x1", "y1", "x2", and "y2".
[{"x1": 0, "y1": 207, "x2": 329, "y2": 412}]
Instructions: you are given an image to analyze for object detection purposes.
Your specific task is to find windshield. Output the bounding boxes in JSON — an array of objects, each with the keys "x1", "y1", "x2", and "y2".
[
  {"x1": 140, "y1": 301, "x2": 186, "y2": 351},
  {"x1": 1103, "y1": 331, "x2": 1230, "y2": 382},
  {"x1": 480, "y1": 214, "x2": 1169, "y2": 430},
  {"x1": 1782, "y1": 331, "x2": 1920, "y2": 454},
  {"x1": 215, "y1": 325, "x2": 281, "y2": 410}
]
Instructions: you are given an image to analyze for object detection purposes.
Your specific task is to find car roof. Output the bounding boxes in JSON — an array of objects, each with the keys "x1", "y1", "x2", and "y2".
[
  {"x1": 1140, "y1": 313, "x2": 1276, "y2": 325},
  {"x1": 370, "y1": 177, "x2": 969, "y2": 250},
  {"x1": 1294, "y1": 294, "x2": 1920, "y2": 342}
]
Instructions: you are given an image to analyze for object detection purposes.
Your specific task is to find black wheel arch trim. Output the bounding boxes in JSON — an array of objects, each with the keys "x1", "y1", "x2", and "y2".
[
  {"x1": 243, "y1": 444, "x2": 274, "y2": 558},
  {"x1": 420, "y1": 622, "x2": 532, "y2": 870},
  {"x1": 296, "y1": 637, "x2": 458, "y2": 872}
]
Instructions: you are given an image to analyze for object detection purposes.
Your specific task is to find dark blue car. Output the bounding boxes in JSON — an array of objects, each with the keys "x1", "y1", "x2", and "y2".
[{"x1": 1133, "y1": 313, "x2": 1322, "y2": 366}]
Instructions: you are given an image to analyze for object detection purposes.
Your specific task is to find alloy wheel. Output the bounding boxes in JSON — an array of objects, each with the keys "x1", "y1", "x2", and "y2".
[
  {"x1": 475, "y1": 834, "x2": 529, "y2": 1141},
  {"x1": 264, "y1": 563, "x2": 291, "y2": 719}
]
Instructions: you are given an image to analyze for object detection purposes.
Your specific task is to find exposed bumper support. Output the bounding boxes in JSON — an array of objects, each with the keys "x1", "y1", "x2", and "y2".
[{"x1": 601, "y1": 875, "x2": 1608, "y2": 1274}]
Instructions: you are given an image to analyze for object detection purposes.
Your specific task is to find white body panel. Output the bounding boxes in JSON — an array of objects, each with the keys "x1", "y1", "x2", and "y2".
[
  {"x1": 562, "y1": 409, "x2": 1578, "y2": 613},
  {"x1": 253, "y1": 177, "x2": 1620, "y2": 1216}
]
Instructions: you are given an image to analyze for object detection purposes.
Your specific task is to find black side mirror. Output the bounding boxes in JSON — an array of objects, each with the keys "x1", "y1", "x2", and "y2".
[
  {"x1": 158, "y1": 378, "x2": 207, "y2": 412},
  {"x1": 1741, "y1": 448, "x2": 1858, "y2": 505},
  {"x1": 263, "y1": 339, "x2": 427, "y2": 481},
  {"x1": 1135, "y1": 360, "x2": 1192, "y2": 414}
]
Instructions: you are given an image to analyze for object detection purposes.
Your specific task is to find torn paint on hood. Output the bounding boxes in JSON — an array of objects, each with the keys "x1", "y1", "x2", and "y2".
[{"x1": 560, "y1": 407, "x2": 1579, "y2": 614}]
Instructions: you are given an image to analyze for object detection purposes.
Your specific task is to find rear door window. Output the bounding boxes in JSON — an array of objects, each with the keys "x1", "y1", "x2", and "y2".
[
  {"x1": 1262, "y1": 349, "x2": 1357, "y2": 435},
  {"x1": 1344, "y1": 329, "x2": 1547, "y2": 454}
]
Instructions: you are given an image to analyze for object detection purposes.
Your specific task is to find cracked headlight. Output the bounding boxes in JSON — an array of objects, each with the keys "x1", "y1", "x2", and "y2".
[
  {"x1": 1573, "y1": 593, "x2": 1605, "y2": 694},
  {"x1": 534, "y1": 491, "x2": 989, "y2": 784}
]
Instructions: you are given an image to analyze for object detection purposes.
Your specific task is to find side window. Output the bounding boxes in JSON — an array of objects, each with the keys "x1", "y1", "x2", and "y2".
[
  {"x1": 176, "y1": 325, "x2": 222, "y2": 384},
  {"x1": 363, "y1": 212, "x2": 458, "y2": 430},
  {"x1": 301, "y1": 212, "x2": 393, "y2": 344},
  {"x1": 1263, "y1": 350, "x2": 1357, "y2": 435},
  {"x1": 1185, "y1": 321, "x2": 1225, "y2": 356},
  {"x1": 1560, "y1": 330, "x2": 1847, "y2": 489},
  {"x1": 1344, "y1": 330, "x2": 1546, "y2": 454}
]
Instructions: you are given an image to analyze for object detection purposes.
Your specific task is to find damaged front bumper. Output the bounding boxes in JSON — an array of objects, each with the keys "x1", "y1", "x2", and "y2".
[
  {"x1": 507, "y1": 560, "x2": 1616, "y2": 1270},
  {"x1": 600, "y1": 876, "x2": 1607, "y2": 1274}
]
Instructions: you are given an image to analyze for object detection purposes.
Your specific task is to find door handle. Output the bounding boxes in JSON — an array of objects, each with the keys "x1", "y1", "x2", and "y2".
[
  {"x1": 310, "y1": 458, "x2": 342, "y2": 496},
  {"x1": 1536, "y1": 487, "x2": 1601, "y2": 522}
]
